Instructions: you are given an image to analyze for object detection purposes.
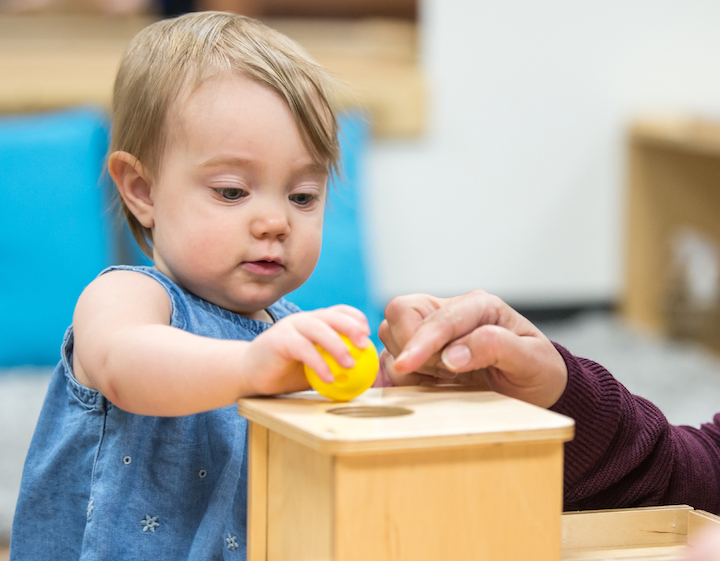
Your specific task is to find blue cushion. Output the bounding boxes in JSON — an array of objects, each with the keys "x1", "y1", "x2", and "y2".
[
  {"x1": 0, "y1": 109, "x2": 380, "y2": 366},
  {"x1": 0, "y1": 108, "x2": 112, "y2": 366}
]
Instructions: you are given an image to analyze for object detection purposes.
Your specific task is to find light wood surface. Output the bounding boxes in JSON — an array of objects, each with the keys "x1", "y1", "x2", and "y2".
[
  {"x1": 243, "y1": 387, "x2": 572, "y2": 561},
  {"x1": 563, "y1": 545, "x2": 687, "y2": 560},
  {"x1": 561, "y1": 505, "x2": 720, "y2": 561},
  {"x1": 623, "y1": 116, "x2": 720, "y2": 351},
  {"x1": 0, "y1": 14, "x2": 424, "y2": 137},
  {"x1": 238, "y1": 386, "x2": 575, "y2": 455},
  {"x1": 688, "y1": 508, "x2": 720, "y2": 536},
  {"x1": 331, "y1": 441, "x2": 564, "y2": 561},
  {"x1": 246, "y1": 423, "x2": 268, "y2": 561},
  {"x1": 562, "y1": 505, "x2": 691, "y2": 551},
  {"x1": 266, "y1": 431, "x2": 333, "y2": 561}
]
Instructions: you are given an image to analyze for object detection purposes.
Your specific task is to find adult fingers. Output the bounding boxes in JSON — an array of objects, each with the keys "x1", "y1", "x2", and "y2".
[
  {"x1": 378, "y1": 319, "x2": 399, "y2": 356},
  {"x1": 439, "y1": 324, "x2": 538, "y2": 373},
  {"x1": 380, "y1": 322, "x2": 455, "y2": 379},
  {"x1": 379, "y1": 349, "x2": 444, "y2": 386},
  {"x1": 391, "y1": 290, "x2": 507, "y2": 374},
  {"x1": 440, "y1": 325, "x2": 567, "y2": 407},
  {"x1": 381, "y1": 294, "x2": 443, "y2": 352},
  {"x1": 393, "y1": 290, "x2": 546, "y2": 376}
]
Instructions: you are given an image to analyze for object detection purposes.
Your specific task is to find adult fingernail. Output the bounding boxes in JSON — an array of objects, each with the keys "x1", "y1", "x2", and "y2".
[
  {"x1": 442, "y1": 345, "x2": 471, "y2": 370},
  {"x1": 436, "y1": 369, "x2": 458, "y2": 380},
  {"x1": 395, "y1": 350, "x2": 410, "y2": 364}
]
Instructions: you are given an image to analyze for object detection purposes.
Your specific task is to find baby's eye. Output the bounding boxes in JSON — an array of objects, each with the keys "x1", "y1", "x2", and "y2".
[
  {"x1": 214, "y1": 188, "x2": 247, "y2": 201},
  {"x1": 289, "y1": 193, "x2": 317, "y2": 206}
]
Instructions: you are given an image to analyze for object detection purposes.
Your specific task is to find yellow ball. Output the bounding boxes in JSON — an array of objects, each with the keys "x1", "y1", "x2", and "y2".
[{"x1": 304, "y1": 335, "x2": 379, "y2": 401}]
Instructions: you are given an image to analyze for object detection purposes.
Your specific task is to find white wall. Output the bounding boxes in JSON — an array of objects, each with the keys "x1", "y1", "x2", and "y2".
[{"x1": 365, "y1": 0, "x2": 720, "y2": 307}]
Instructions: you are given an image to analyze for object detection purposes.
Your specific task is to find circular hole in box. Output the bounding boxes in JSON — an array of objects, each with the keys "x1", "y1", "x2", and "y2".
[{"x1": 326, "y1": 405, "x2": 413, "y2": 418}]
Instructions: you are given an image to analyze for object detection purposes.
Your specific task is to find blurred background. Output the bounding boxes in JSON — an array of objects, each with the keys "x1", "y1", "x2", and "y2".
[{"x1": 4, "y1": 0, "x2": 720, "y2": 553}]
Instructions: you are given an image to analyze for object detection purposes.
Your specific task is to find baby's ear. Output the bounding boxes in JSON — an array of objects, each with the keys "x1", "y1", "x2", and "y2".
[{"x1": 108, "y1": 151, "x2": 155, "y2": 229}]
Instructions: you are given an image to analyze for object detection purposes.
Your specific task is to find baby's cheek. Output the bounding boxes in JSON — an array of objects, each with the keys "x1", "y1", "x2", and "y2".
[
  {"x1": 301, "y1": 229, "x2": 323, "y2": 262},
  {"x1": 298, "y1": 243, "x2": 321, "y2": 278},
  {"x1": 175, "y1": 234, "x2": 226, "y2": 276}
]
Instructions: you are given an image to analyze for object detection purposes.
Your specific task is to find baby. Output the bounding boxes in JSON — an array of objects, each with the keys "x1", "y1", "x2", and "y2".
[{"x1": 10, "y1": 12, "x2": 370, "y2": 560}]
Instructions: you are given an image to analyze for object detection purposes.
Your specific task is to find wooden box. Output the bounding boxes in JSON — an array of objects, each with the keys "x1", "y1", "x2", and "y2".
[{"x1": 238, "y1": 386, "x2": 574, "y2": 561}]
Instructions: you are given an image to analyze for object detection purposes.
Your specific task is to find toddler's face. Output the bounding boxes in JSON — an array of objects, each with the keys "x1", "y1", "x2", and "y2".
[{"x1": 148, "y1": 74, "x2": 327, "y2": 319}]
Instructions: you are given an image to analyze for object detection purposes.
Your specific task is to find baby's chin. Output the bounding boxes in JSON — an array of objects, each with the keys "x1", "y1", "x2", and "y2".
[
  {"x1": 236, "y1": 308, "x2": 275, "y2": 322},
  {"x1": 221, "y1": 293, "x2": 289, "y2": 320},
  {"x1": 190, "y1": 280, "x2": 291, "y2": 316},
  {"x1": 196, "y1": 274, "x2": 309, "y2": 318},
  {"x1": 220, "y1": 298, "x2": 276, "y2": 320}
]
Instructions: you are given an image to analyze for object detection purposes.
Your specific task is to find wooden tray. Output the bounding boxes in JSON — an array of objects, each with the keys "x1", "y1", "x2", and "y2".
[{"x1": 562, "y1": 505, "x2": 720, "y2": 560}]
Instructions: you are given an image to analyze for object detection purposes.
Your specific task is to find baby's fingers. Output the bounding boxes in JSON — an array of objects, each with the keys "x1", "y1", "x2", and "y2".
[
  {"x1": 309, "y1": 306, "x2": 371, "y2": 350},
  {"x1": 325, "y1": 304, "x2": 370, "y2": 327},
  {"x1": 290, "y1": 317, "x2": 357, "y2": 384}
]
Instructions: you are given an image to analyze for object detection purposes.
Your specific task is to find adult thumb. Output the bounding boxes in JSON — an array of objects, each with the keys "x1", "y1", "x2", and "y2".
[{"x1": 440, "y1": 324, "x2": 533, "y2": 374}]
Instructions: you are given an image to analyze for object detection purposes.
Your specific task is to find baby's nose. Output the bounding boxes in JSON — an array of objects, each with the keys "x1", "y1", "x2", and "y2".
[{"x1": 250, "y1": 207, "x2": 289, "y2": 238}]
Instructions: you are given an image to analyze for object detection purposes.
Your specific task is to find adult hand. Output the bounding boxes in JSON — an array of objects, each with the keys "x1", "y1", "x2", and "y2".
[{"x1": 378, "y1": 290, "x2": 568, "y2": 408}]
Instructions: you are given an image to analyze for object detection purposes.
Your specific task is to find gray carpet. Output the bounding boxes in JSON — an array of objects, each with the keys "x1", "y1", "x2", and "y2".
[
  {"x1": 0, "y1": 368, "x2": 52, "y2": 542},
  {"x1": 1, "y1": 311, "x2": 719, "y2": 541},
  {"x1": 539, "y1": 312, "x2": 720, "y2": 428}
]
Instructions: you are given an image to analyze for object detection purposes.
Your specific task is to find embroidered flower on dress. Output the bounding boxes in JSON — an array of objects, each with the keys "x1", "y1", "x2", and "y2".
[
  {"x1": 226, "y1": 534, "x2": 239, "y2": 552},
  {"x1": 141, "y1": 515, "x2": 159, "y2": 532}
]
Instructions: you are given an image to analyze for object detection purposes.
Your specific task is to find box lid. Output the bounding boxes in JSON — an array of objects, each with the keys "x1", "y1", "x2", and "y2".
[{"x1": 238, "y1": 386, "x2": 574, "y2": 455}]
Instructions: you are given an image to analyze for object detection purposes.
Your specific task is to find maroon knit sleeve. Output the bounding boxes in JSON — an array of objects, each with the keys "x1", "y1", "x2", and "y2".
[{"x1": 550, "y1": 342, "x2": 720, "y2": 514}]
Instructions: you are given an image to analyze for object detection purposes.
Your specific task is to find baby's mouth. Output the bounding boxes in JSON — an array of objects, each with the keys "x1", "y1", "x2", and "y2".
[{"x1": 242, "y1": 260, "x2": 285, "y2": 276}]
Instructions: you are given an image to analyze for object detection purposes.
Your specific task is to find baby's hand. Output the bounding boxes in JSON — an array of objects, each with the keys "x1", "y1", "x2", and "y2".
[{"x1": 241, "y1": 305, "x2": 371, "y2": 396}]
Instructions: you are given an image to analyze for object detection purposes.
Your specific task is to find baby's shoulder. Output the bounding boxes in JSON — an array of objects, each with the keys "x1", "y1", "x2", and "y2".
[
  {"x1": 74, "y1": 267, "x2": 173, "y2": 327},
  {"x1": 86, "y1": 267, "x2": 170, "y2": 299}
]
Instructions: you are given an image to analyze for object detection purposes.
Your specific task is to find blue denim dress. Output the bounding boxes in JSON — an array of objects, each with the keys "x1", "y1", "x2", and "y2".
[{"x1": 10, "y1": 266, "x2": 300, "y2": 560}]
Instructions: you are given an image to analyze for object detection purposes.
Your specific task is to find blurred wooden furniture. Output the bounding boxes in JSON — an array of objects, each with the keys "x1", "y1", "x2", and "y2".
[
  {"x1": 198, "y1": 0, "x2": 416, "y2": 19},
  {"x1": 239, "y1": 386, "x2": 574, "y2": 561},
  {"x1": 624, "y1": 117, "x2": 720, "y2": 351},
  {"x1": 0, "y1": 14, "x2": 424, "y2": 137}
]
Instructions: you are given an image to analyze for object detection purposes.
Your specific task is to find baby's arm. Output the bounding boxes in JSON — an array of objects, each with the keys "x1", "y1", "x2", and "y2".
[{"x1": 72, "y1": 270, "x2": 370, "y2": 416}]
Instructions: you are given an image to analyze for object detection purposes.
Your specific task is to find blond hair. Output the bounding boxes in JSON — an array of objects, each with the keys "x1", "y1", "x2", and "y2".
[{"x1": 111, "y1": 11, "x2": 340, "y2": 257}]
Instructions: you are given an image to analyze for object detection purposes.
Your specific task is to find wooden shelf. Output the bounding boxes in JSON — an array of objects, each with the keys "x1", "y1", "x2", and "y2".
[
  {"x1": 632, "y1": 117, "x2": 720, "y2": 158},
  {"x1": 0, "y1": 14, "x2": 425, "y2": 137},
  {"x1": 623, "y1": 116, "x2": 720, "y2": 351}
]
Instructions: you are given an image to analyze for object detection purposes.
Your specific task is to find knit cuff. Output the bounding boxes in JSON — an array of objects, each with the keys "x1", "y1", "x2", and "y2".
[{"x1": 550, "y1": 342, "x2": 625, "y2": 494}]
